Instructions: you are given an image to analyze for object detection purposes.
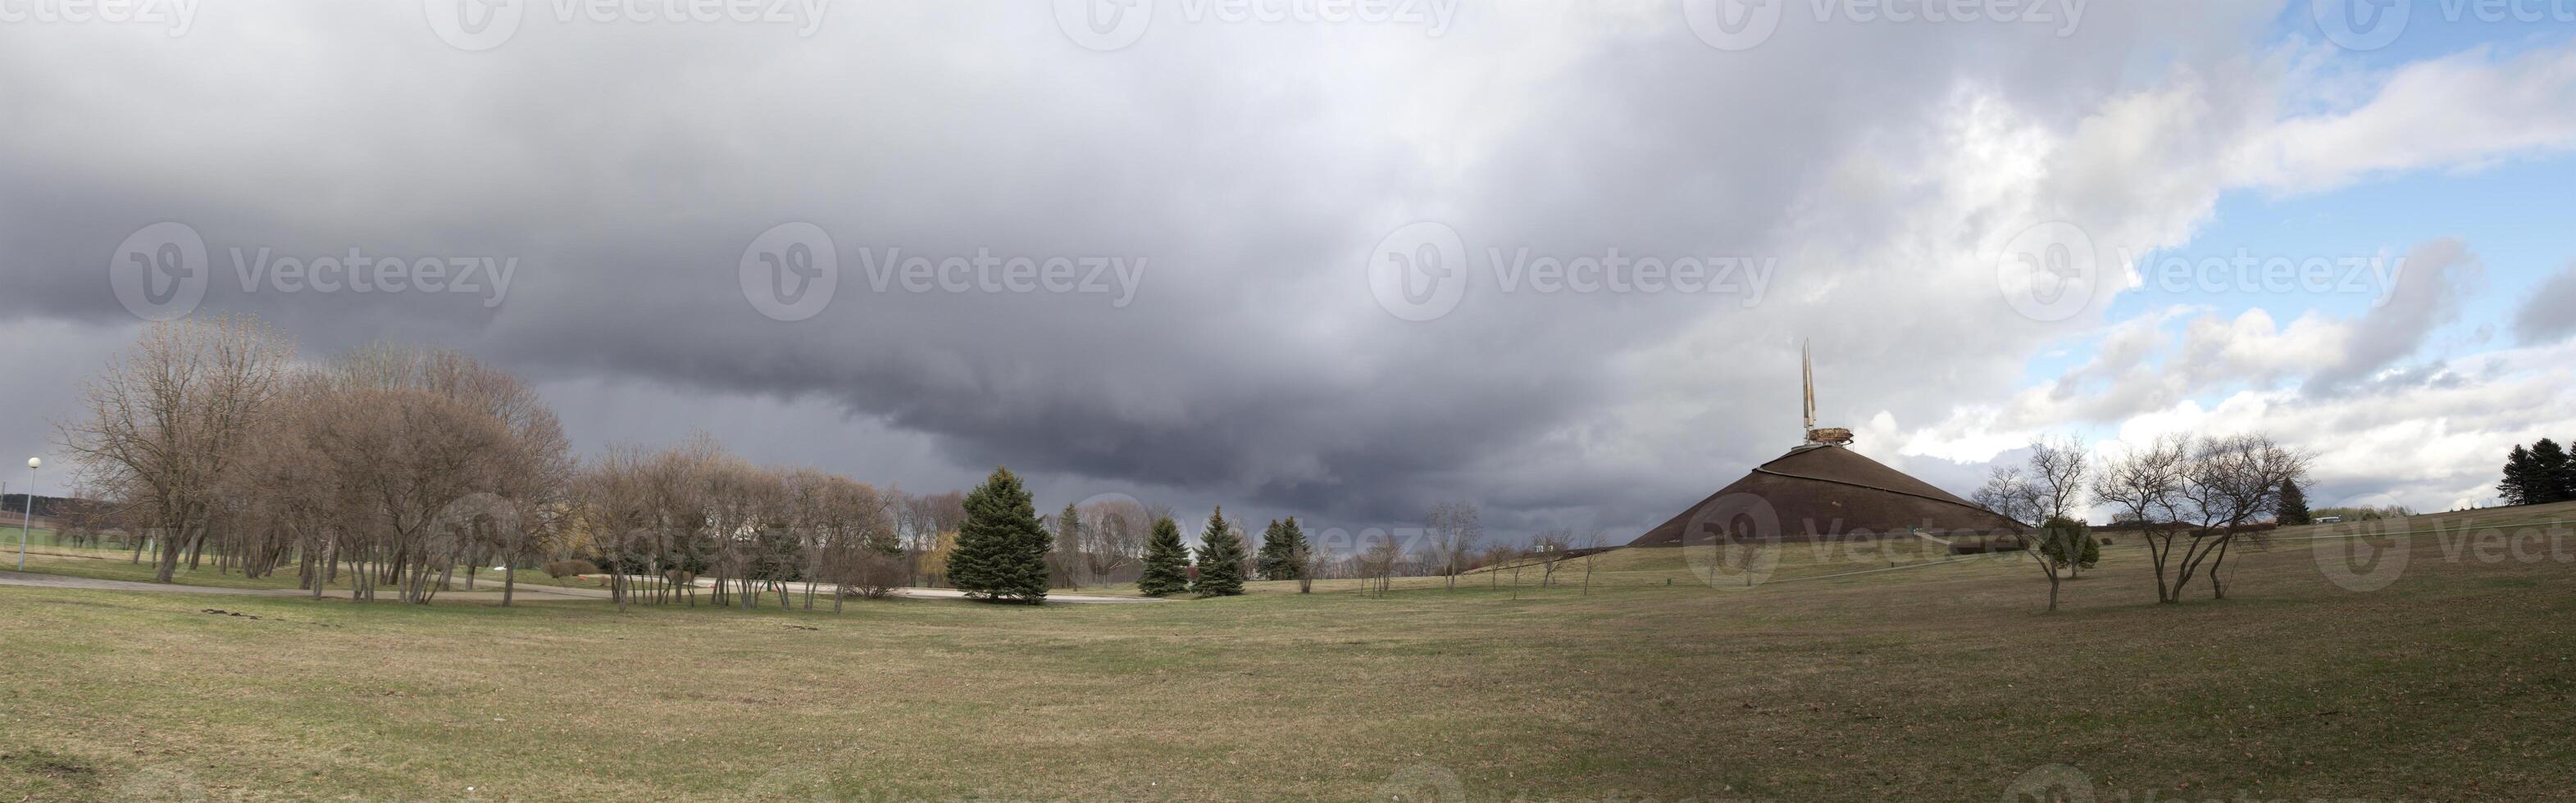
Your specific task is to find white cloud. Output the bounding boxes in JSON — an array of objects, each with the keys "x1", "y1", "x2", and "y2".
[{"x1": 2233, "y1": 44, "x2": 2576, "y2": 193}]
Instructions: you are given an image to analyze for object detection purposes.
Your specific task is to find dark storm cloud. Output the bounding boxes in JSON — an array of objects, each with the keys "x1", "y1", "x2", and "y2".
[{"x1": 2, "y1": 2, "x2": 2292, "y2": 538}]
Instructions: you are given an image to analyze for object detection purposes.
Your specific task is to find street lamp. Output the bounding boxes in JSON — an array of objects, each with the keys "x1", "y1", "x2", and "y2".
[{"x1": 17, "y1": 457, "x2": 36, "y2": 571}]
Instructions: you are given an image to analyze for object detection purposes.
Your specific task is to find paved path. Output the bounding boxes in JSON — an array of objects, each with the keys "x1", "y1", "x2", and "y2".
[
  {"x1": 658, "y1": 574, "x2": 1163, "y2": 604},
  {"x1": 0, "y1": 569, "x2": 1163, "y2": 604},
  {"x1": 0, "y1": 570, "x2": 301, "y2": 597}
]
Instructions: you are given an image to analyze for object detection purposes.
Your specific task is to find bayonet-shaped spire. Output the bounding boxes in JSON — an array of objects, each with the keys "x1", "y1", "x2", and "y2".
[
  {"x1": 1802, "y1": 339, "x2": 1816, "y2": 433},
  {"x1": 1801, "y1": 339, "x2": 1853, "y2": 447}
]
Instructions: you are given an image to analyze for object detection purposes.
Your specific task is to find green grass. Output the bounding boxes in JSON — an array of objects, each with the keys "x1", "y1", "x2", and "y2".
[{"x1": 5, "y1": 503, "x2": 2575, "y2": 801}]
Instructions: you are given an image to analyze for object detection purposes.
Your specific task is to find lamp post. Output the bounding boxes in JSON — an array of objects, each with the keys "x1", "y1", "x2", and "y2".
[{"x1": 17, "y1": 457, "x2": 36, "y2": 571}]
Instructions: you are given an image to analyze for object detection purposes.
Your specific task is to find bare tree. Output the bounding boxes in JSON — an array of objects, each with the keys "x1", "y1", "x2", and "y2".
[
  {"x1": 1424, "y1": 501, "x2": 1483, "y2": 591},
  {"x1": 827, "y1": 479, "x2": 904, "y2": 604},
  {"x1": 1477, "y1": 542, "x2": 1513, "y2": 588},
  {"x1": 2176, "y1": 433, "x2": 2311, "y2": 600},
  {"x1": 1531, "y1": 529, "x2": 1574, "y2": 588},
  {"x1": 1579, "y1": 529, "x2": 1606, "y2": 596},
  {"x1": 1985, "y1": 437, "x2": 2092, "y2": 611},
  {"x1": 1360, "y1": 530, "x2": 1404, "y2": 598},
  {"x1": 54, "y1": 316, "x2": 297, "y2": 583},
  {"x1": 2093, "y1": 435, "x2": 2191, "y2": 603},
  {"x1": 1974, "y1": 465, "x2": 2040, "y2": 528},
  {"x1": 1288, "y1": 534, "x2": 1318, "y2": 594},
  {"x1": 1077, "y1": 497, "x2": 1149, "y2": 583}
]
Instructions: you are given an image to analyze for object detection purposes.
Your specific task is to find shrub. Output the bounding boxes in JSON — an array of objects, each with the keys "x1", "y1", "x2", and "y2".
[{"x1": 543, "y1": 559, "x2": 599, "y2": 579}]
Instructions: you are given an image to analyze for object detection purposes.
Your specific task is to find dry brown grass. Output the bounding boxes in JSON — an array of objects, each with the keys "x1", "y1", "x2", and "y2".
[{"x1": 3, "y1": 503, "x2": 2574, "y2": 801}]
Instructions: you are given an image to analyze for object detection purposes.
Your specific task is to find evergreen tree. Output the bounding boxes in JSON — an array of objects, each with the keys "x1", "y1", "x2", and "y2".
[
  {"x1": 1192, "y1": 506, "x2": 1249, "y2": 597},
  {"x1": 1054, "y1": 501, "x2": 1083, "y2": 588},
  {"x1": 1254, "y1": 519, "x2": 1291, "y2": 579},
  {"x1": 948, "y1": 466, "x2": 1050, "y2": 604},
  {"x1": 2530, "y1": 438, "x2": 2574, "y2": 504},
  {"x1": 2277, "y1": 479, "x2": 2310, "y2": 525},
  {"x1": 1256, "y1": 516, "x2": 1309, "y2": 581},
  {"x1": 2501, "y1": 444, "x2": 2538, "y2": 506},
  {"x1": 1137, "y1": 515, "x2": 1192, "y2": 597},
  {"x1": 2037, "y1": 515, "x2": 2099, "y2": 574}
]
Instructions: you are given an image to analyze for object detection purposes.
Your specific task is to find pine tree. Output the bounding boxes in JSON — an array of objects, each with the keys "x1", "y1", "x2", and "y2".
[
  {"x1": 2501, "y1": 444, "x2": 2538, "y2": 506},
  {"x1": 1254, "y1": 519, "x2": 1290, "y2": 579},
  {"x1": 949, "y1": 466, "x2": 1050, "y2": 604},
  {"x1": 2530, "y1": 438, "x2": 2574, "y2": 505},
  {"x1": 1192, "y1": 506, "x2": 1249, "y2": 597},
  {"x1": 1054, "y1": 501, "x2": 1083, "y2": 588},
  {"x1": 1262, "y1": 517, "x2": 1309, "y2": 581},
  {"x1": 1137, "y1": 515, "x2": 1191, "y2": 597},
  {"x1": 2277, "y1": 479, "x2": 2310, "y2": 525}
]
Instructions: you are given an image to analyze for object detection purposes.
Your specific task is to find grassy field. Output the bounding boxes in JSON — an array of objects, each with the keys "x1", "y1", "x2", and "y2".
[{"x1": 4, "y1": 504, "x2": 2574, "y2": 801}]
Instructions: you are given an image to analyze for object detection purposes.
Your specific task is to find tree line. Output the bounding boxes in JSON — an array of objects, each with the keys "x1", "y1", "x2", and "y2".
[
  {"x1": 1977, "y1": 433, "x2": 2312, "y2": 611},
  {"x1": 47, "y1": 316, "x2": 1307, "y2": 608},
  {"x1": 2499, "y1": 438, "x2": 2575, "y2": 506}
]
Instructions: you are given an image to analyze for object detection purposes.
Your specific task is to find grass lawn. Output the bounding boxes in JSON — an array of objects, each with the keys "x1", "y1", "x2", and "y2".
[{"x1": 3, "y1": 503, "x2": 2574, "y2": 801}]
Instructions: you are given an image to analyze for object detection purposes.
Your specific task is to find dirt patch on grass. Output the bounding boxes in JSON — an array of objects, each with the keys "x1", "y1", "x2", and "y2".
[{"x1": 0, "y1": 748, "x2": 104, "y2": 792}]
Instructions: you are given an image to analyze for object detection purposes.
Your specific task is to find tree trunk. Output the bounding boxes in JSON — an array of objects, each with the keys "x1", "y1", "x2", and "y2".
[
  {"x1": 155, "y1": 538, "x2": 181, "y2": 583},
  {"x1": 2207, "y1": 536, "x2": 2234, "y2": 600}
]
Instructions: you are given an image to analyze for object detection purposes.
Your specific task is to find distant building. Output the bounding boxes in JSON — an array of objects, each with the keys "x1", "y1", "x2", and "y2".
[{"x1": 1629, "y1": 343, "x2": 2023, "y2": 548}]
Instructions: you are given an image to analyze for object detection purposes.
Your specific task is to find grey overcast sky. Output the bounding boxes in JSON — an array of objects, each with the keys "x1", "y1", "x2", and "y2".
[{"x1": 5, "y1": 1, "x2": 2576, "y2": 542}]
